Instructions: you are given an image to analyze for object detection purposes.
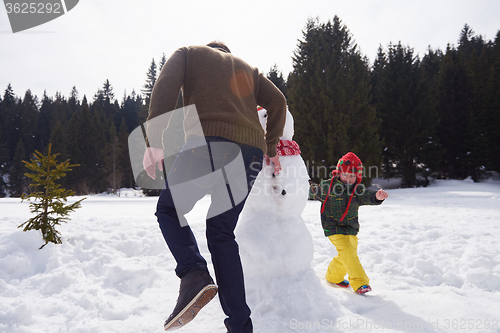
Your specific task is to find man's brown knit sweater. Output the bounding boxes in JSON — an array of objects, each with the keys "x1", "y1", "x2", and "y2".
[{"x1": 146, "y1": 45, "x2": 286, "y2": 157}]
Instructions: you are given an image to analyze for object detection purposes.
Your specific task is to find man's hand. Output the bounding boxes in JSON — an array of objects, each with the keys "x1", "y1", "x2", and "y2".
[
  {"x1": 376, "y1": 189, "x2": 389, "y2": 200},
  {"x1": 265, "y1": 155, "x2": 282, "y2": 175},
  {"x1": 143, "y1": 147, "x2": 164, "y2": 180}
]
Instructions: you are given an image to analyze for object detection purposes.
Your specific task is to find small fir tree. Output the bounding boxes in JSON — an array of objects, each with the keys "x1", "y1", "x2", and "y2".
[{"x1": 19, "y1": 144, "x2": 85, "y2": 249}]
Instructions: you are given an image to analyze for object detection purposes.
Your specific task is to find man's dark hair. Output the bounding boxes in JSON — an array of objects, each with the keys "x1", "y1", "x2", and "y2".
[{"x1": 207, "y1": 41, "x2": 231, "y2": 54}]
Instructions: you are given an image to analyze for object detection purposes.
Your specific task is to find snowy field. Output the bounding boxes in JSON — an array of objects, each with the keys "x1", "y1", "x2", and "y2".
[{"x1": 1, "y1": 179, "x2": 500, "y2": 333}]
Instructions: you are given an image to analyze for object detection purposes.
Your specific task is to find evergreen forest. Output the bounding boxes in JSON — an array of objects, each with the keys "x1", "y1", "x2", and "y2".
[{"x1": 1, "y1": 16, "x2": 499, "y2": 196}]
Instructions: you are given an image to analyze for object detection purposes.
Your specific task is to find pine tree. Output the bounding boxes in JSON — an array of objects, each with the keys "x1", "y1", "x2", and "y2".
[
  {"x1": 288, "y1": 17, "x2": 381, "y2": 183},
  {"x1": 1, "y1": 84, "x2": 16, "y2": 112},
  {"x1": 49, "y1": 120, "x2": 69, "y2": 161},
  {"x1": 267, "y1": 64, "x2": 288, "y2": 98},
  {"x1": 102, "y1": 79, "x2": 115, "y2": 103},
  {"x1": 0, "y1": 87, "x2": 8, "y2": 146},
  {"x1": 103, "y1": 121, "x2": 120, "y2": 193},
  {"x1": 93, "y1": 88, "x2": 105, "y2": 109},
  {"x1": 2, "y1": 85, "x2": 21, "y2": 161},
  {"x1": 419, "y1": 48, "x2": 445, "y2": 176},
  {"x1": 0, "y1": 126, "x2": 8, "y2": 197},
  {"x1": 458, "y1": 24, "x2": 486, "y2": 64},
  {"x1": 92, "y1": 107, "x2": 108, "y2": 193},
  {"x1": 66, "y1": 99, "x2": 105, "y2": 194},
  {"x1": 117, "y1": 118, "x2": 133, "y2": 189},
  {"x1": 370, "y1": 46, "x2": 386, "y2": 106},
  {"x1": 52, "y1": 92, "x2": 71, "y2": 127},
  {"x1": 68, "y1": 86, "x2": 80, "y2": 115},
  {"x1": 458, "y1": 25, "x2": 490, "y2": 180},
  {"x1": 19, "y1": 144, "x2": 85, "y2": 249},
  {"x1": 436, "y1": 46, "x2": 475, "y2": 179},
  {"x1": 458, "y1": 25, "x2": 489, "y2": 180},
  {"x1": 38, "y1": 92, "x2": 54, "y2": 152},
  {"x1": 484, "y1": 31, "x2": 500, "y2": 173},
  {"x1": 92, "y1": 80, "x2": 118, "y2": 128},
  {"x1": 372, "y1": 42, "x2": 438, "y2": 187},
  {"x1": 20, "y1": 90, "x2": 39, "y2": 156},
  {"x1": 48, "y1": 120, "x2": 70, "y2": 190},
  {"x1": 0, "y1": 92, "x2": 9, "y2": 197},
  {"x1": 121, "y1": 91, "x2": 141, "y2": 132},
  {"x1": 142, "y1": 58, "x2": 157, "y2": 107},
  {"x1": 159, "y1": 53, "x2": 167, "y2": 72},
  {"x1": 8, "y1": 139, "x2": 28, "y2": 197}
]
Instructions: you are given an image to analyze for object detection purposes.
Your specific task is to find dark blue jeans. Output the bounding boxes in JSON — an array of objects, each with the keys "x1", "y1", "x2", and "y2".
[{"x1": 156, "y1": 136, "x2": 262, "y2": 333}]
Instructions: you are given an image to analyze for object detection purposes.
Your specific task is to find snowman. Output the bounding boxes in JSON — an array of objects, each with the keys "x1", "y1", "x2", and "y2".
[{"x1": 235, "y1": 107, "x2": 337, "y2": 331}]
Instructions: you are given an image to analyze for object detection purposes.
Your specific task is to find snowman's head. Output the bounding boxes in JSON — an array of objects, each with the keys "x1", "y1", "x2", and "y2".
[
  {"x1": 257, "y1": 106, "x2": 294, "y2": 141},
  {"x1": 281, "y1": 110, "x2": 294, "y2": 141},
  {"x1": 257, "y1": 106, "x2": 268, "y2": 131}
]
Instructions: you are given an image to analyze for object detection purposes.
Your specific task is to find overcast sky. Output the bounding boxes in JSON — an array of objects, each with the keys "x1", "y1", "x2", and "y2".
[{"x1": 1, "y1": 0, "x2": 499, "y2": 103}]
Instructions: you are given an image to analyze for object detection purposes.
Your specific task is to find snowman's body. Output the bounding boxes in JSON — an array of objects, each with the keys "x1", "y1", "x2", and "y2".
[{"x1": 235, "y1": 108, "x2": 336, "y2": 331}]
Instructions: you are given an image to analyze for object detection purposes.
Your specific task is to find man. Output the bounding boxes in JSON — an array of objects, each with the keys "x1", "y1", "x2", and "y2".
[{"x1": 143, "y1": 42, "x2": 286, "y2": 333}]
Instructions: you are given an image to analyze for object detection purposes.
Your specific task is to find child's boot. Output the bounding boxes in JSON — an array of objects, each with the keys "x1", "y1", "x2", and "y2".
[
  {"x1": 335, "y1": 280, "x2": 350, "y2": 288},
  {"x1": 355, "y1": 285, "x2": 372, "y2": 295}
]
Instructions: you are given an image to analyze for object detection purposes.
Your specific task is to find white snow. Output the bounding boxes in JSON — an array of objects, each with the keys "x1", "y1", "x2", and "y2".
[
  {"x1": 1, "y1": 180, "x2": 500, "y2": 332},
  {"x1": 2, "y1": 106, "x2": 500, "y2": 332}
]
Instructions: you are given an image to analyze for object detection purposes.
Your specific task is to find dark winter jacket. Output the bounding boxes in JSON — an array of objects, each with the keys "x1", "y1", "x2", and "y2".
[{"x1": 310, "y1": 178, "x2": 383, "y2": 236}]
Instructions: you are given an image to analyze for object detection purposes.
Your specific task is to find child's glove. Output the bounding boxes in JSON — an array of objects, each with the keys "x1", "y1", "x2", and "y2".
[{"x1": 376, "y1": 189, "x2": 389, "y2": 200}]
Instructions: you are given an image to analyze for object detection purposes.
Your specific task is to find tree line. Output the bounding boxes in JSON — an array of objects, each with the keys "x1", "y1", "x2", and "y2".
[
  {"x1": 286, "y1": 17, "x2": 500, "y2": 187},
  {"x1": 1, "y1": 16, "x2": 499, "y2": 197},
  {"x1": 0, "y1": 82, "x2": 145, "y2": 196}
]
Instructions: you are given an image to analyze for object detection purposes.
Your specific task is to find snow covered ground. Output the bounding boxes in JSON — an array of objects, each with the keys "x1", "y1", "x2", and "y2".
[{"x1": 1, "y1": 179, "x2": 500, "y2": 333}]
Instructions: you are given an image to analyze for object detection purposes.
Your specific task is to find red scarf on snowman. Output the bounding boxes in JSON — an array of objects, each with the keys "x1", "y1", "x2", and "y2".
[{"x1": 276, "y1": 140, "x2": 301, "y2": 156}]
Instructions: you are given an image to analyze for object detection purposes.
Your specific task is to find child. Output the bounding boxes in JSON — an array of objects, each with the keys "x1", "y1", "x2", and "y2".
[{"x1": 310, "y1": 152, "x2": 388, "y2": 295}]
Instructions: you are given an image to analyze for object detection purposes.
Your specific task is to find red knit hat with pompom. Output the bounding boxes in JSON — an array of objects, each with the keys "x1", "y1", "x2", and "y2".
[{"x1": 332, "y1": 152, "x2": 363, "y2": 184}]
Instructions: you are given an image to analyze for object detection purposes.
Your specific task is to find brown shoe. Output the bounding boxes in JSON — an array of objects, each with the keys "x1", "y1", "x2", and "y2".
[{"x1": 164, "y1": 270, "x2": 218, "y2": 331}]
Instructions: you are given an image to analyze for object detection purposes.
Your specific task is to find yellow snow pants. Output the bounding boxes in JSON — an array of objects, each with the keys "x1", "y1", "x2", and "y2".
[{"x1": 325, "y1": 234, "x2": 369, "y2": 292}]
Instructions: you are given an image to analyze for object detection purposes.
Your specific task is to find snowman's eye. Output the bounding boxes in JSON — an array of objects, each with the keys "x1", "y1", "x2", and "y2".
[{"x1": 264, "y1": 113, "x2": 267, "y2": 118}]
